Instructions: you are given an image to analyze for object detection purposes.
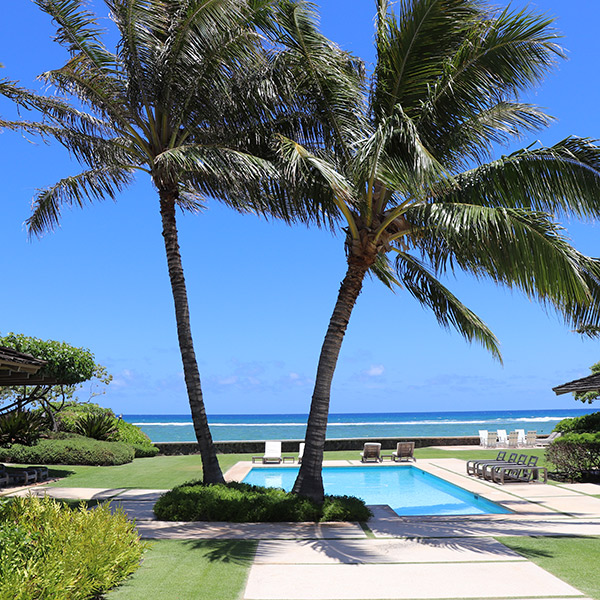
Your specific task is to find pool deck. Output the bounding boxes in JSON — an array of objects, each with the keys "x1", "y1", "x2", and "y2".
[{"x1": 7, "y1": 458, "x2": 600, "y2": 600}]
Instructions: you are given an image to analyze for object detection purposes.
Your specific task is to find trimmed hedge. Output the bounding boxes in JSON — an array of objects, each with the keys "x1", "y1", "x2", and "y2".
[
  {"x1": 554, "y1": 411, "x2": 600, "y2": 434},
  {"x1": 0, "y1": 496, "x2": 146, "y2": 599},
  {"x1": 154, "y1": 481, "x2": 372, "y2": 522},
  {"x1": 546, "y1": 432, "x2": 600, "y2": 481},
  {"x1": 115, "y1": 420, "x2": 158, "y2": 458},
  {"x1": 0, "y1": 434, "x2": 135, "y2": 466}
]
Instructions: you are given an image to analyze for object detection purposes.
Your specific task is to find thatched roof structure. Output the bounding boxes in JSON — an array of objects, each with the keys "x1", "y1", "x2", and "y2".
[
  {"x1": 552, "y1": 372, "x2": 600, "y2": 396},
  {"x1": 0, "y1": 347, "x2": 56, "y2": 386}
]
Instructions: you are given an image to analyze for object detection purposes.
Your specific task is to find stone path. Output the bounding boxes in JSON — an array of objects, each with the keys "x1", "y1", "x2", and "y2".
[{"x1": 5, "y1": 458, "x2": 600, "y2": 600}]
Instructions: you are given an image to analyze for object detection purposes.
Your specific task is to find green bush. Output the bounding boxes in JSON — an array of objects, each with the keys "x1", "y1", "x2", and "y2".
[
  {"x1": 554, "y1": 411, "x2": 600, "y2": 434},
  {"x1": 74, "y1": 413, "x2": 118, "y2": 441},
  {"x1": 0, "y1": 412, "x2": 48, "y2": 447},
  {"x1": 0, "y1": 434, "x2": 135, "y2": 466},
  {"x1": 0, "y1": 496, "x2": 146, "y2": 599},
  {"x1": 545, "y1": 432, "x2": 600, "y2": 481},
  {"x1": 114, "y1": 420, "x2": 158, "y2": 457},
  {"x1": 55, "y1": 401, "x2": 114, "y2": 433},
  {"x1": 153, "y1": 481, "x2": 372, "y2": 523}
]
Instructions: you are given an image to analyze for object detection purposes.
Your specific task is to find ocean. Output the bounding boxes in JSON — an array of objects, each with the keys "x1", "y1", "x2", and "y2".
[{"x1": 123, "y1": 408, "x2": 596, "y2": 443}]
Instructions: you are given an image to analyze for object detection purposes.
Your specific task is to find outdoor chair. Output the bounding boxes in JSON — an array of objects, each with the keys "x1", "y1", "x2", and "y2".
[
  {"x1": 486, "y1": 431, "x2": 497, "y2": 448},
  {"x1": 466, "y1": 451, "x2": 507, "y2": 476},
  {"x1": 360, "y1": 442, "x2": 382, "y2": 463},
  {"x1": 525, "y1": 431, "x2": 537, "y2": 447},
  {"x1": 507, "y1": 431, "x2": 519, "y2": 448},
  {"x1": 478, "y1": 430, "x2": 488, "y2": 447},
  {"x1": 252, "y1": 441, "x2": 283, "y2": 464},
  {"x1": 481, "y1": 453, "x2": 527, "y2": 480},
  {"x1": 497, "y1": 429, "x2": 508, "y2": 447},
  {"x1": 297, "y1": 443, "x2": 305, "y2": 464},
  {"x1": 391, "y1": 442, "x2": 416, "y2": 462},
  {"x1": 536, "y1": 431, "x2": 561, "y2": 446},
  {"x1": 9, "y1": 467, "x2": 38, "y2": 486},
  {"x1": 515, "y1": 429, "x2": 526, "y2": 446},
  {"x1": 28, "y1": 466, "x2": 49, "y2": 481},
  {"x1": 492, "y1": 456, "x2": 546, "y2": 484}
]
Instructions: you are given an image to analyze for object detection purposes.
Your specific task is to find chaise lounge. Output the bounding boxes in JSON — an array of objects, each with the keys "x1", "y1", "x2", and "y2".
[
  {"x1": 252, "y1": 441, "x2": 283, "y2": 464},
  {"x1": 391, "y1": 442, "x2": 416, "y2": 462},
  {"x1": 360, "y1": 443, "x2": 382, "y2": 463}
]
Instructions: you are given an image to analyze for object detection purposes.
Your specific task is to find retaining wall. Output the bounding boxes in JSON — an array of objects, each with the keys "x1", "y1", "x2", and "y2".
[{"x1": 155, "y1": 436, "x2": 480, "y2": 455}]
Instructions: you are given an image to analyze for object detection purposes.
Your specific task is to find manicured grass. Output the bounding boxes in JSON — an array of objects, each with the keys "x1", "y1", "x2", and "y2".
[
  {"x1": 42, "y1": 447, "x2": 549, "y2": 489},
  {"x1": 106, "y1": 540, "x2": 256, "y2": 600},
  {"x1": 497, "y1": 536, "x2": 600, "y2": 600}
]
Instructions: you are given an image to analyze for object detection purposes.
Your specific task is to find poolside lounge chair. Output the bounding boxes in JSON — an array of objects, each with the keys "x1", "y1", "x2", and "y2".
[
  {"x1": 297, "y1": 443, "x2": 305, "y2": 464},
  {"x1": 497, "y1": 429, "x2": 508, "y2": 447},
  {"x1": 252, "y1": 441, "x2": 283, "y2": 464},
  {"x1": 536, "y1": 431, "x2": 562, "y2": 446},
  {"x1": 515, "y1": 429, "x2": 526, "y2": 446},
  {"x1": 478, "y1": 430, "x2": 488, "y2": 447},
  {"x1": 486, "y1": 431, "x2": 497, "y2": 448},
  {"x1": 492, "y1": 456, "x2": 546, "y2": 484},
  {"x1": 507, "y1": 431, "x2": 519, "y2": 448},
  {"x1": 481, "y1": 453, "x2": 527, "y2": 480},
  {"x1": 391, "y1": 442, "x2": 416, "y2": 462},
  {"x1": 360, "y1": 443, "x2": 382, "y2": 463},
  {"x1": 525, "y1": 431, "x2": 537, "y2": 447},
  {"x1": 466, "y1": 451, "x2": 508, "y2": 476}
]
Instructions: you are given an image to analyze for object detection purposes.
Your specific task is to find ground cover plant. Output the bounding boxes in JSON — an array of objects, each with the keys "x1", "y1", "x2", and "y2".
[
  {"x1": 154, "y1": 480, "x2": 371, "y2": 522},
  {"x1": 0, "y1": 496, "x2": 146, "y2": 600},
  {"x1": 106, "y1": 540, "x2": 256, "y2": 600},
  {"x1": 497, "y1": 536, "x2": 600, "y2": 600}
]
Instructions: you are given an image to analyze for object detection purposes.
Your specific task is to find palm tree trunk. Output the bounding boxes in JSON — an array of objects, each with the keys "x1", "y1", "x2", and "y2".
[
  {"x1": 292, "y1": 257, "x2": 370, "y2": 503},
  {"x1": 158, "y1": 187, "x2": 224, "y2": 484}
]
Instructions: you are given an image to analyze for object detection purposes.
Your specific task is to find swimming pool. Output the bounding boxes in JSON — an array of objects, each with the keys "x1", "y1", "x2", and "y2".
[{"x1": 243, "y1": 465, "x2": 509, "y2": 516}]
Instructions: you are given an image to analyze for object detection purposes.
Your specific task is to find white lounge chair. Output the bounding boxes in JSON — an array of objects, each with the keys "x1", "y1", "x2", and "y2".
[
  {"x1": 298, "y1": 442, "x2": 305, "y2": 464},
  {"x1": 391, "y1": 441, "x2": 416, "y2": 462},
  {"x1": 252, "y1": 441, "x2": 283, "y2": 464},
  {"x1": 478, "y1": 430, "x2": 488, "y2": 446},
  {"x1": 515, "y1": 429, "x2": 526, "y2": 446},
  {"x1": 497, "y1": 429, "x2": 508, "y2": 447},
  {"x1": 536, "y1": 431, "x2": 562, "y2": 446}
]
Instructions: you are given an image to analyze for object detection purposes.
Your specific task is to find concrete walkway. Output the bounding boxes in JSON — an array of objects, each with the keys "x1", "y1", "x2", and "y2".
[{"x1": 6, "y1": 459, "x2": 600, "y2": 600}]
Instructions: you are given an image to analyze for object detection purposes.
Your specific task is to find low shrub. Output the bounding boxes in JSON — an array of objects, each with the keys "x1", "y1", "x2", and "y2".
[
  {"x1": 0, "y1": 411, "x2": 48, "y2": 447},
  {"x1": 153, "y1": 481, "x2": 372, "y2": 523},
  {"x1": 0, "y1": 434, "x2": 135, "y2": 466},
  {"x1": 554, "y1": 411, "x2": 600, "y2": 434},
  {"x1": 54, "y1": 401, "x2": 114, "y2": 433},
  {"x1": 114, "y1": 420, "x2": 158, "y2": 458},
  {"x1": 545, "y1": 432, "x2": 600, "y2": 481},
  {"x1": 74, "y1": 413, "x2": 118, "y2": 441},
  {"x1": 0, "y1": 495, "x2": 147, "y2": 599}
]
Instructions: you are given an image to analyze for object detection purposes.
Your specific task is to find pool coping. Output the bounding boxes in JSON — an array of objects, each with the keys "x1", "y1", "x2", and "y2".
[{"x1": 225, "y1": 459, "x2": 600, "y2": 520}]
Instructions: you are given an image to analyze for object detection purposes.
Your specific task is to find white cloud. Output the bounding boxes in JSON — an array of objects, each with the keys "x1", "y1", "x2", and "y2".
[
  {"x1": 365, "y1": 364, "x2": 385, "y2": 377},
  {"x1": 218, "y1": 376, "x2": 238, "y2": 385}
]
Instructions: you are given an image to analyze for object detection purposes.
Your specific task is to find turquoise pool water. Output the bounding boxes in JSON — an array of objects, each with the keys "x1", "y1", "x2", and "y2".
[{"x1": 243, "y1": 466, "x2": 510, "y2": 516}]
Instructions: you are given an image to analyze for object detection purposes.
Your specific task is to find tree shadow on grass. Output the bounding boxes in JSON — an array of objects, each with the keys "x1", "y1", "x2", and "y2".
[
  {"x1": 500, "y1": 535, "x2": 598, "y2": 560},
  {"x1": 47, "y1": 468, "x2": 76, "y2": 479},
  {"x1": 181, "y1": 540, "x2": 257, "y2": 565}
]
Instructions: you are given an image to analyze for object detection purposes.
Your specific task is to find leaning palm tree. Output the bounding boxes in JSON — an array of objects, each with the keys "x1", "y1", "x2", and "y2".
[
  {"x1": 0, "y1": 0, "x2": 329, "y2": 483},
  {"x1": 279, "y1": 0, "x2": 600, "y2": 502}
]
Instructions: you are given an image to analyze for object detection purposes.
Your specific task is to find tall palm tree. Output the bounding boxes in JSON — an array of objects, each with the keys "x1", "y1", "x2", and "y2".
[
  {"x1": 0, "y1": 0, "x2": 325, "y2": 484},
  {"x1": 279, "y1": 0, "x2": 600, "y2": 503}
]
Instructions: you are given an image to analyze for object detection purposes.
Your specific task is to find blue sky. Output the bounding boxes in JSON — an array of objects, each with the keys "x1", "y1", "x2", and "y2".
[{"x1": 1, "y1": 0, "x2": 599, "y2": 415}]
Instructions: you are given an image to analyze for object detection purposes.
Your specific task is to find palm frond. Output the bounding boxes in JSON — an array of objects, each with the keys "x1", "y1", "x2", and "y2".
[
  {"x1": 391, "y1": 250, "x2": 502, "y2": 360},
  {"x1": 27, "y1": 168, "x2": 135, "y2": 237}
]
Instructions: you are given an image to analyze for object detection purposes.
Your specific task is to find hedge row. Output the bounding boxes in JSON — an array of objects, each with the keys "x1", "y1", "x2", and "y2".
[
  {"x1": 546, "y1": 432, "x2": 600, "y2": 481},
  {"x1": 154, "y1": 481, "x2": 372, "y2": 522}
]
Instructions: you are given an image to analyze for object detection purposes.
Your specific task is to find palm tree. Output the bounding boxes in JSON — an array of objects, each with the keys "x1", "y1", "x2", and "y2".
[
  {"x1": 0, "y1": 0, "x2": 324, "y2": 484},
  {"x1": 279, "y1": 0, "x2": 600, "y2": 503}
]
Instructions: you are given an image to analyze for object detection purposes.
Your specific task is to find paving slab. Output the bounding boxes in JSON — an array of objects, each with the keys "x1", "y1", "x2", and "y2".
[
  {"x1": 558, "y1": 482, "x2": 600, "y2": 494},
  {"x1": 368, "y1": 514, "x2": 600, "y2": 538},
  {"x1": 136, "y1": 520, "x2": 367, "y2": 540},
  {"x1": 252, "y1": 537, "x2": 525, "y2": 565},
  {"x1": 7, "y1": 487, "x2": 126, "y2": 500},
  {"x1": 536, "y1": 496, "x2": 600, "y2": 519},
  {"x1": 243, "y1": 561, "x2": 583, "y2": 599},
  {"x1": 114, "y1": 489, "x2": 168, "y2": 501},
  {"x1": 111, "y1": 500, "x2": 157, "y2": 521}
]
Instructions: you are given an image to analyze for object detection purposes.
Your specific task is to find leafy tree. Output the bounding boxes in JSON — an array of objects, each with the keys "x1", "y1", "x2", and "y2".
[
  {"x1": 278, "y1": 0, "x2": 600, "y2": 502},
  {"x1": 0, "y1": 0, "x2": 329, "y2": 483},
  {"x1": 0, "y1": 332, "x2": 101, "y2": 429},
  {"x1": 571, "y1": 362, "x2": 600, "y2": 404}
]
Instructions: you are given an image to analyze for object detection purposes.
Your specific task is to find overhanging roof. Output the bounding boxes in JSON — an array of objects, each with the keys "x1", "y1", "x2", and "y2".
[
  {"x1": 552, "y1": 372, "x2": 600, "y2": 396},
  {"x1": 0, "y1": 347, "x2": 58, "y2": 386}
]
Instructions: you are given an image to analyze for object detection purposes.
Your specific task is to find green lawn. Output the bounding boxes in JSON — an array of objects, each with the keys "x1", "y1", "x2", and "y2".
[
  {"x1": 106, "y1": 540, "x2": 256, "y2": 600},
  {"x1": 43, "y1": 447, "x2": 549, "y2": 489},
  {"x1": 497, "y1": 536, "x2": 600, "y2": 600}
]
